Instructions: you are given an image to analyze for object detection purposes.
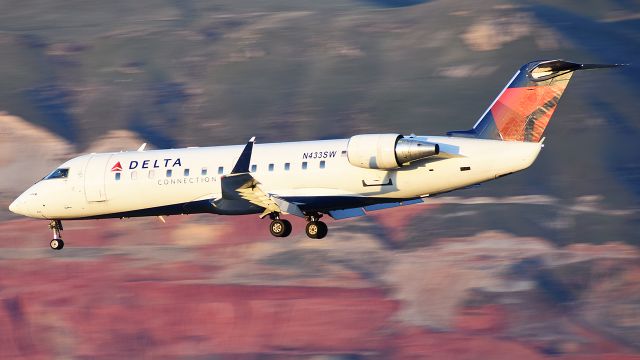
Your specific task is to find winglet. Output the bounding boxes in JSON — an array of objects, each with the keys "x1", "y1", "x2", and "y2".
[{"x1": 231, "y1": 137, "x2": 255, "y2": 174}]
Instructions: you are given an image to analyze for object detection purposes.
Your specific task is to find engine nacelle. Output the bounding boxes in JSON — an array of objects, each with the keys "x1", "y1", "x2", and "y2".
[{"x1": 347, "y1": 134, "x2": 439, "y2": 169}]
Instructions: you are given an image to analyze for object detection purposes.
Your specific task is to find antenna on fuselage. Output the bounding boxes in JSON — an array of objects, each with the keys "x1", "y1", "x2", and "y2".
[{"x1": 137, "y1": 143, "x2": 147, "y2": 152}]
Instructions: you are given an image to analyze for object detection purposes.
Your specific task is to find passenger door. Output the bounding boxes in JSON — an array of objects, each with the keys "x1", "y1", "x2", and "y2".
[{"x1": 84, "y1": 154, "x2": 113, "y2": 202}]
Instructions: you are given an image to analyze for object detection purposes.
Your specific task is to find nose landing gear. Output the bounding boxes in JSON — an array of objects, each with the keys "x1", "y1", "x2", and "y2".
[{"x1": 49, "y1": 220, "x2": 64, "y2": 250}]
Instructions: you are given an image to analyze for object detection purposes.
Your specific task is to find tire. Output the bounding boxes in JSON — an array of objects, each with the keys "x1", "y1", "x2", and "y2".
[
  {"x1": 281, "y1": 219, "x2": 292, "y2": 237},
  {"x1": 305, "y1": 221, "x2": 321, "y2": 239},
  {"x1": 315, "y1": 221, "x2": 328, "y2": 239},
  {"x1": 50, "y1": 238, "x2": 64, "y2": 250},
  {"x1": 270, "y1": 219, "x2": 288, "y2": 237}
]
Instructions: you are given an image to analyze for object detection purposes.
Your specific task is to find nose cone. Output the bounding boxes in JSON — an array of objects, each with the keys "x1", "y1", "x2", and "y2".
[
  {"x1": 9, "y1": 189, "x2": 39, "y2": 218},
  {"x1": 9, "y1": 183, "x2": 50, "y2": 219},
  {"x1": 9, "y1": 195, "x2": 25, "y2": 215}
]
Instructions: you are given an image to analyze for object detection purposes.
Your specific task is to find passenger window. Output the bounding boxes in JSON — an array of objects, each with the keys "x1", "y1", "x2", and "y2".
[
  {"x1": 44, "y1": 168, "x2": 69, "y2": 180},
  {"x1": 251, "y1": 164, "x2": 257, "y2": 172},
  {"x1": 148, "y1": 170, "x2": 155, "y2": 179},
  {"x1": 284, "y1": 163, "x2": 290, "y2": 171},
  {"x1": 184, "y1": 169, "x2": 190, "y2": 176},
  {"x1": 201, "y1": 167, "x2": 208, "y2": 176},
  {"x1": 218, "y1": 166, "x2": 224, "y2": 175},
  {"x1": 131, "y1": 171, "x2": 138, "y2": 180},
  {"x1": 302, "y1": 162, "x2": 308, "y2": 170},
  {"x1": 320, "y1": 160, "x2": 326, "y2": 169},
  {"x1": 166, "y1": 169, "x2": 172, "y2": 178},
  {"x1": 115, "y1": 173, "x2": 121, "y2": 181},
  {"x1": 268, "y1": 164, "x2": 274, "y2": 172}
]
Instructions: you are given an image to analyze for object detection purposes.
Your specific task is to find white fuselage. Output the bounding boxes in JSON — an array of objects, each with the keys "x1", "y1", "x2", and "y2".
[{"x1": 9, "y1": 136, "x2": 542, "y2": 220}]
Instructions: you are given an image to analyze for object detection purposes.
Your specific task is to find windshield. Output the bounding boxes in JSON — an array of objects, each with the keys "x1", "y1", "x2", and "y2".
[{"x1": 43, "y1": 168, "x2": 69, "y2": 180}]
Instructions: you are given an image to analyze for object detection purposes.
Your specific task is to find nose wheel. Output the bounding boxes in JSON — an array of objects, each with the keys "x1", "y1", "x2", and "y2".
[
  {"x1": 49, "y1": 220, "x2": 64, "y2": 250},
  {"x1": 50, "y1": 238, "x2": 64, "y2": 250}
]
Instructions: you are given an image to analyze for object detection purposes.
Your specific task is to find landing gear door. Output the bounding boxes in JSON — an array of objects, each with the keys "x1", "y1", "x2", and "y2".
[{"x1": 84, "y1": 154, "x2": 113, "y2": 202}]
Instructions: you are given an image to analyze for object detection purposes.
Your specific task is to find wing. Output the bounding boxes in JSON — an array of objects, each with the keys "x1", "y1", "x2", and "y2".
[{"x1": 220, "y1": 138, "x2": 305, "y2": 218}]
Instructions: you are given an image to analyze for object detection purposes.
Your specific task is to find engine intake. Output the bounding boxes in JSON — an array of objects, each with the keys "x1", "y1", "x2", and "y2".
[{"x1": 347, "y1": 134, "x2": 439, "y2": 169}]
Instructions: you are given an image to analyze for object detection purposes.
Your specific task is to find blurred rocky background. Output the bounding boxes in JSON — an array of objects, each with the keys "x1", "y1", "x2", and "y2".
[{"x1": 1, "y1": 0, "x2": 639, "y2": 358}]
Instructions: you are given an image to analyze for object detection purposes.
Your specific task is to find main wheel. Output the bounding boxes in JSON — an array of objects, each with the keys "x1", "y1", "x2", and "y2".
[
  {"x1": 270, "y1": 219, "x2": 292, "y2": 237},
  {"x1": 50, "y1": 238, "x2": 64, "y2": 250},
  {"x1": 305, "y1": 221, "x2": 328, "y2": 239},
  {"x1": 315, "y1": 221, "x2": 328, "y2": 239},
  {"x1": 280, "y1": 219, "x2": 292, "y2": 237}
]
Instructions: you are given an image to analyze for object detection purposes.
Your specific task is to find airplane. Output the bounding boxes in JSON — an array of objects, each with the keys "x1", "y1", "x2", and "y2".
[{"x1": 9, "y1": 59, "x2": 621, "y2": 250}]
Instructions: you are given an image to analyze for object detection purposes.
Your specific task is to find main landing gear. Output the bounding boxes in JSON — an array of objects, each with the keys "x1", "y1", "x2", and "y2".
[
  {"x1": 267, "y1": 213, "x2": 328, "y2": 239},
  {"x1": 49, "y1": 220, "x2": 64, "y2": 250}
]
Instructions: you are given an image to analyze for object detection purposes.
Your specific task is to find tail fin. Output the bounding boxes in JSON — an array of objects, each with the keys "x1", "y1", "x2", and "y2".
[{"x1": 447, "y1": 60, "x2": 622, "y2": 142}]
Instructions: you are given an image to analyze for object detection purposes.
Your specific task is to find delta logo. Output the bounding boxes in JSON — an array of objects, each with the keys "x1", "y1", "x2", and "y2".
[{"x1": 111, "y1": 158, "x2": 183, "y2": 172}]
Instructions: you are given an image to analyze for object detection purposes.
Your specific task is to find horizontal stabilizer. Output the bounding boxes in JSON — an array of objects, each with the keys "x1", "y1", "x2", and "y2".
[{"x1": 575, "y1": 63, "x2": 627, "y2": 70}]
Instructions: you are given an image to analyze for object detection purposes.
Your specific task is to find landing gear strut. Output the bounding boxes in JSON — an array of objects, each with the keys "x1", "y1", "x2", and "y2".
[
  {"x1": 305, "y1": 214, "x2": 328, "y2": 239},
  {"x1": 269, "y1": 213, "x2": 292, "y2": 237},
  {"x1": 49, "y1": 220, "x2": 64, "y2": 250}
]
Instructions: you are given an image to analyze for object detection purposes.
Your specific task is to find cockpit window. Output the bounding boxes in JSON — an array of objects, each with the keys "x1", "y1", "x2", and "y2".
[{"x1": 44, "y1": 168, "x2": 69, "y2": 180}]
